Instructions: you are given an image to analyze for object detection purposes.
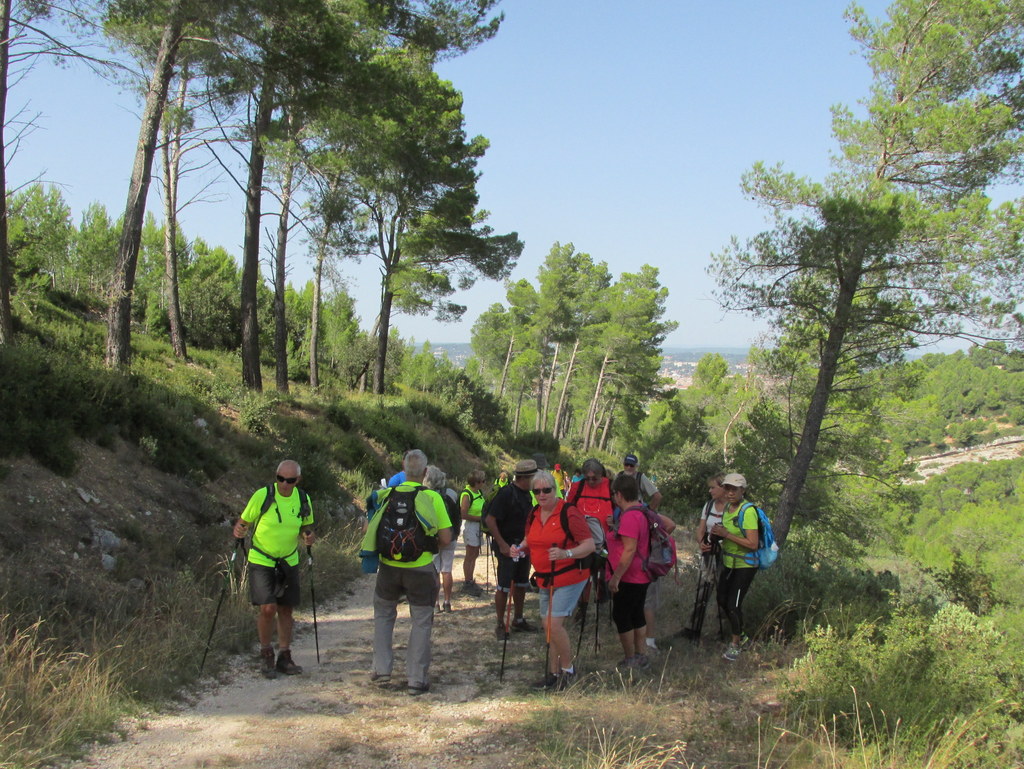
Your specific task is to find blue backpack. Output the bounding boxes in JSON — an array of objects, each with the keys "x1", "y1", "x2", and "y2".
[{"x1": 739, "y1": 502, "x2": 779, "y2": 570}]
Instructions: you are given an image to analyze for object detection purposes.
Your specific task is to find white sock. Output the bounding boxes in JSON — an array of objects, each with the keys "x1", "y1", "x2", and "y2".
[
  {"x1": 646, "y1": 638, "x2": 657, "y2": 649},
  {"x1": 561, "y1": 666, "x2": 574, "y2": 674}
]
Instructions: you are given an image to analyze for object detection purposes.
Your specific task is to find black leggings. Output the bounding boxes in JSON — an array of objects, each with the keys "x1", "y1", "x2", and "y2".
[
  {"x1": 611, "y1": 581, "x2": 649, "y2": 634},
  {"x1": 717, "y1": 567, "x2": 756, "y2": 638}
]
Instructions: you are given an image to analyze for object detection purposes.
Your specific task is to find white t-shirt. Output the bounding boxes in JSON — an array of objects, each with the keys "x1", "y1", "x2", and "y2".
[{"x1": 700, "y1": 499, "x2": 725, "y2": 543}]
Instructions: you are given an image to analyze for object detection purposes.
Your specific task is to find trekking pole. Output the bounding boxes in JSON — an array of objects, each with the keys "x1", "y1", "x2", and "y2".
[
  {"x1": 498, "y1": 591, "x2": 514, "y2": 682},
  {"x1": 307, "y1": 545, "x2": 320, "y2": 664},
  {"x1": 485, "y1": 537, "x2": 492, "y2": 591},
  {"x1": 576, "y1": 578, "x2": 590, "y2": 656},
  {"x1": 543, "y1": 583, "x2": 554, "y2": 675},
  {"x1": 200, "y1": 538, "x2": 243, "y2": 674}
]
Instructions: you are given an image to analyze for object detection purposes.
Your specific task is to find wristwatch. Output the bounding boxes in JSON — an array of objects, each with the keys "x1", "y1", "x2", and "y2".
[{"x1": 566, "y1": 549, "x2": 574, "y2": 558}]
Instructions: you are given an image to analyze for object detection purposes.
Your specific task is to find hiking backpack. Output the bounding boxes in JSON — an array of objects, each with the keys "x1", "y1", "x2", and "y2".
[
  {"x1": 638, "y1": 505, "x2": 677, "y2": 580},
  {"x1": 374, "y1": 485, "x2": 439, "y2": 561},
  {"x1": 737, "y1": 502, "x2": 779, "y2": 570},
  {"x1": 442, "y1": 488, "x2": 462, "y2": 540}
]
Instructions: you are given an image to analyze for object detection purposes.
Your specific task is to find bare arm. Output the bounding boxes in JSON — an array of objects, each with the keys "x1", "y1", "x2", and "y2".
[{"x1": 608, "y1": 536, "x2": 638, "y2": 592}]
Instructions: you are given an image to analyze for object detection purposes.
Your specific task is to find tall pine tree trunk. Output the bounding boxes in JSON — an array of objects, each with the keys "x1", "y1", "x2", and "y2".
[
  {"x1": 540, "y1": 340, "x2": 559, "y2": 432},
  {"x1": 581, "y1": 353, "x2": 610, "y2": 450},
  {"x1": 240, "y1": 81, "x2": 274, "y2": 391},
  {"x1": 106, "y1": 7, "x2": 183, "y2": 368},
  {"x1": 374, "y1": 287, "x2": 395, "y2": 394},
  {"x1": 553, "y1": 338, "x2": 579, "y2": 439},
  {"x1": 0, "y1": 0, "x2": 13, "y2": 346},
  {"x1": 309, "y1": 226, "x2": 329, "y2": 390},
  {"x1": 598, "y1": 398, "x2": 616, "y2": 451},
  {"x1": 498, "y1": 333, "x2": 514, "y2": 397},
  {"x1": 273, "y1": 138, "x2": 296, "y2": 393},
  {"x1": 773, "y1": 267, "x2": 860, "y2": 545},
  {"x1": 161, "y1": 71, "x2": 187, "y2": 360}
]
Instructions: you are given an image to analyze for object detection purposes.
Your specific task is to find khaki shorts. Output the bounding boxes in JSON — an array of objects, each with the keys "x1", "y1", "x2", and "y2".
[
  {"x1": 462, "y1": 520, "x2": 483, "y2": 548},
  {"x1": 434, "y1": 542, "x2": 456, "y2": 573}
]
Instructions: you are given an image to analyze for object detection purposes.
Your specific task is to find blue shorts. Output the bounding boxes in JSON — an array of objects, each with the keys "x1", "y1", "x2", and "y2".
[{"x1": 538, "y1": 579, "x2": 588, "y2": 618}]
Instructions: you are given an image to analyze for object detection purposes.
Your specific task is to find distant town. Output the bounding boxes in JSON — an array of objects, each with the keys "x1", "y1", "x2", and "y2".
[{"x1": 424, "y1": 343, "x2": 750, "y2": 390}]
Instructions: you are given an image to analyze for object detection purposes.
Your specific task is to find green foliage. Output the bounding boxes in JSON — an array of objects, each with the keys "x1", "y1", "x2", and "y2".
[
  {"x1": 510, "y1": 430, "x2": 560, "y2": 460},
  {"x1": 399, "y1": 343, "x2": 507, "y2": 437},
  {"x1": 789, "y1": 604, "x2": 1024, "y2": 765},
  {"x1": 0, "y1": 338, "x2": 226, "y2": 478},
  {"x1": 238, "y1": 392, "x2": 276, "y2": 435}
]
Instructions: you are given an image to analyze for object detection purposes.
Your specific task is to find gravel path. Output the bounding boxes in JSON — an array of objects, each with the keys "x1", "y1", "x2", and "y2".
[{"x1": 66, "y1": 548, "x2": 550, "y2": 769}]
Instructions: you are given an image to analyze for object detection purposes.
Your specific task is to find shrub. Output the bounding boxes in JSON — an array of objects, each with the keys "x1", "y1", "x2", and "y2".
[
  {"x1": 788, "y1": 603, "x2": 1024, "y2": 764},
  {"x1": 238, "y1": 392, "x2": 275, "y2": 435}
]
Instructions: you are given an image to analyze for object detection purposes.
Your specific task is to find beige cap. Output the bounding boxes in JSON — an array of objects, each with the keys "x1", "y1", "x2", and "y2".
[{"x1": 722, "y1": 472, "x2": 747, "y2": 487}]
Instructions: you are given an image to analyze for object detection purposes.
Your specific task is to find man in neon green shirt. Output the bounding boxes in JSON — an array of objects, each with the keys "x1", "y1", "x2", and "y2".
[
  {"x1": 233, "y1": 459, "x2": 315, "y2": 678},
  {"x1": 363, "y1": 449, "x2": 451, "y2": 695}
]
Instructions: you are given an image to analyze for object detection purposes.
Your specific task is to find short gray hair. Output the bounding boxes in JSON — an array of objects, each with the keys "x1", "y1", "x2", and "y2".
[
  {"x1": 277, "y1": 459, "x2": 301, "y2": 476},
  {"x1": 403, "y1": 449, "x2": 428, "y2": 481},
  {"x1": 423, "y1": 464, "x2": 446, "y2": 490},
  {"x1": 531, "y1": 470, "x2": 557, "y2": 491}
]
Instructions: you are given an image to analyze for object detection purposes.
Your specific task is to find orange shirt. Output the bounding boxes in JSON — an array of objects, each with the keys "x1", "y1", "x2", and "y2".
[
  {"x1": 566, "y1": 478, "x2": 613, "y2": 533},
  {"x1": 526, "y1": 501, "x2": 592, "y2": 589}
]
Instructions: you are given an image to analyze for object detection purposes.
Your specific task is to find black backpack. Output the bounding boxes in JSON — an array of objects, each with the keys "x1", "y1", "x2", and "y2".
[
  {"x1": 375, "y1": 485, "x2": 439, "y2": 561},
  {"x1": 442, "y1": 488, "x2": 462, "y2": 540}
]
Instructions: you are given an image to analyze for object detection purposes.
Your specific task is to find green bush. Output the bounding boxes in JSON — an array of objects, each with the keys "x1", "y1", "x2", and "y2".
[
  {"x1": 238, "y1": 392, "x2": 275, "y2": 435},
  {"x1": 788, "y1": 603, "x2": 1024, "y2": 764}
]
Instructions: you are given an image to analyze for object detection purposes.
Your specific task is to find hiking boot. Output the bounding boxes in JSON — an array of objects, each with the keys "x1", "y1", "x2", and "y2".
[
  {"x1": 442, "y1": 601, "x2": 453, "y2": 613},
  {"x1": 511, "y1": 617, "x2": 536, "y2": 632},
  {"x1": 532, "y1": 672, "x2": 558, "y2": 690},
  {"x1": 275, "y1": 649, "x2": 303, "y2": 675},
  {"x1": 495, "y1": 624, "x2": 509, "y2": 641},
  {"x1": 556, "y1": 671, "x2": 577, "y2": 691},
  {"x1": 370, "y1": 671, "x2": 391, "y2": 684},
  {"x1": 461, "y1": 581, "x2": 483, "y2": 597},
  {"x1": 407, "y1": 682, "x2": 430, "y2": 696},
  {"x1": 260, "y1": 647, "x2": 277, "y2": 679},
  {"x1": 634, "y1": 653, "x2": 651, "y2": 670},
  {"x1": 723, "y1": 644, "x2": 741, "y2": 662}
]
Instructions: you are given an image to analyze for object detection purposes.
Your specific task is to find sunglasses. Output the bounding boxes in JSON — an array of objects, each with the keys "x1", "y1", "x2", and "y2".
[
  {"x1": 276, "y1": 475, "x2": 298, "y2": 484},
  {"x1": 533, "y1": 486, "x2": 555, "y2": 495}
]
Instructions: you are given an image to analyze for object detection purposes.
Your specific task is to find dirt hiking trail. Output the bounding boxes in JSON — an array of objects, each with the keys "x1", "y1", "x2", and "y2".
[{"x1": 65, "y1": 546, "x2": 598, "y2": 769}]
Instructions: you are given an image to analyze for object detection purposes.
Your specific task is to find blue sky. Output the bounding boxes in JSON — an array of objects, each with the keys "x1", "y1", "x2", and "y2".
[{"x1": 10, "y1": 0, "x2": 893, "y2": 348}]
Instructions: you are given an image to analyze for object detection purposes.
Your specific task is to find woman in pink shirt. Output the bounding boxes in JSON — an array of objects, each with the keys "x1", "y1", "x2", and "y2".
[{"x1": 606, "y1": 472, "x2": 651, "y2": 670}]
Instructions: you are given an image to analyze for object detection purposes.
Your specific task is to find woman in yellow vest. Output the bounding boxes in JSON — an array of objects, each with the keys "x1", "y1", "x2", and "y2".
[
  {"x1": 709, "y1": 472, "x2": 759, "y2": 662},
  {"x1": 459, "y1": 470, "x2": 488, "y2": 596}
]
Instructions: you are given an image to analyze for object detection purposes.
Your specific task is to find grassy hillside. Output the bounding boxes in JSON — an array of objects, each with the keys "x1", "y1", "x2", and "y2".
[{"x1": 0, "y1": 308, "x2": 509, "y2": 767}]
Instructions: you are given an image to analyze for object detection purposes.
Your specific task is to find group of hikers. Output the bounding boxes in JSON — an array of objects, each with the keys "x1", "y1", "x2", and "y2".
[{"x1": 231, "y1": 451, "x2": 763, "y2": 692}]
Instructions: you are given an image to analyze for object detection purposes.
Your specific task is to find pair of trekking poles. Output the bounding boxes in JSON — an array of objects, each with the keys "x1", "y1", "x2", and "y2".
[
  {"x1": 499, "y1": 569, "x2": 604, "y2": 683},
  {"x1": 681, "y1": 547, "x2": 724, "y2": 641},
  {"x1": 200, "y1": 540, "x2": 320, "y2": 673}
]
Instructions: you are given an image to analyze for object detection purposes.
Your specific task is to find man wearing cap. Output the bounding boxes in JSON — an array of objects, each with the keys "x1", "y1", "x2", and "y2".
[
  {"x1": 484, "y1": 459, "x2": 538, "y2": 639},
  {"x1": 621, "y1": 453, "x2": 662, "y2": 511}
]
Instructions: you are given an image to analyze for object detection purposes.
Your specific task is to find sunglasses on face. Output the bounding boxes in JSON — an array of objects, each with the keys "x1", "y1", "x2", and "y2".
[
  {"x1": 277, "y1": 475, "x2": 298, "y2": 484},
  {"x1": 533, "y1": 486, "x2": 554, "y2": 495}
]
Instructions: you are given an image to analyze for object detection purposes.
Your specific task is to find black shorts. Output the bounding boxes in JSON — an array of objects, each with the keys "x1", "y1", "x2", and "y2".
[
  {"x1": 494, "y1": 552, "x2": 531, "y2": 591},
  {"x1": 249, "y1": 562, "x2": 301, "y2": 607}
]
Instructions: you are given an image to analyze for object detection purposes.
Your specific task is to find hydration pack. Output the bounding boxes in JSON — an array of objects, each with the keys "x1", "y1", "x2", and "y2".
[{"x1": 375, "y1": 486, "x2": 438, "y2": 561}]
